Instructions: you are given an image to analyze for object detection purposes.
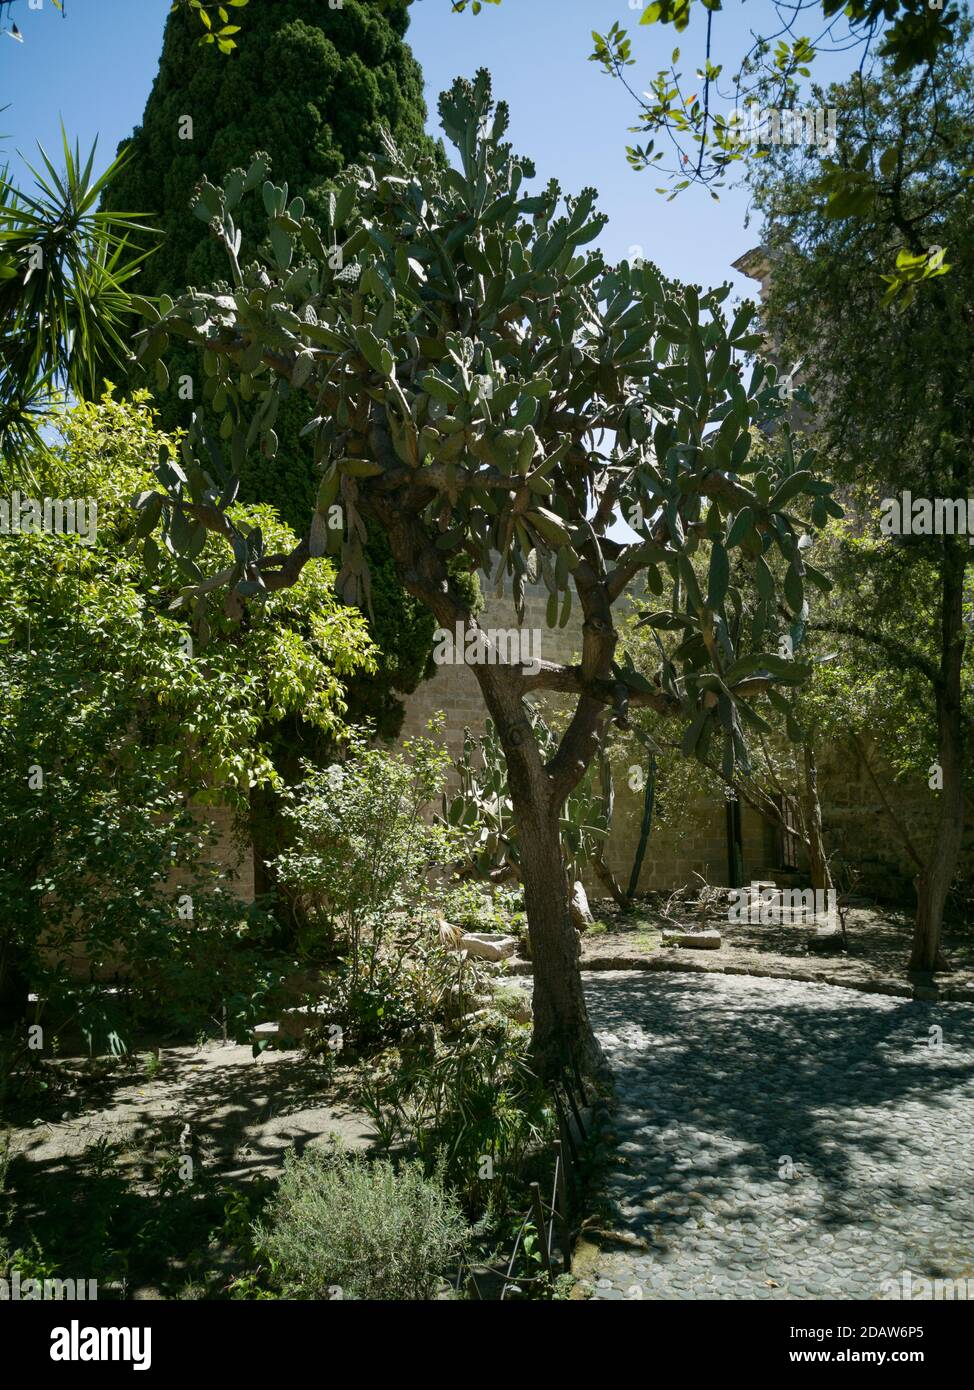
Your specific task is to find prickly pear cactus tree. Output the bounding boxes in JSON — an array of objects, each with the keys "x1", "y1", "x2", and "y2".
[
  {"x1": 444, "y1": 711, "x2": 615, "y2": 894},
  {"x1": 130, "y1": 70, "x2": 838, "y2": 1077}
]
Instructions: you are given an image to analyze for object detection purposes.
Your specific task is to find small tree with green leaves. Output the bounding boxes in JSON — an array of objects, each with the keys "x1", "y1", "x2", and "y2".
[
  {"x1": 749, "y1": 35, "x2": 974, "y2": 969},
  {"x1": 0, "y1": 392, "x2": 375, "y2": 1045},
  {"x1": 130, "y1": 71, "x2": 839, "y2": 1077},
  {"x1": 273, "y1": 728, "x2": 456, "y2": 989}
]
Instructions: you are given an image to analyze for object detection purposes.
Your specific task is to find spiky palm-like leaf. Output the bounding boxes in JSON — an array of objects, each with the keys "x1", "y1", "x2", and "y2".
[{"x1": 0, "y1": 127, "x2": 156, "y2": 481}]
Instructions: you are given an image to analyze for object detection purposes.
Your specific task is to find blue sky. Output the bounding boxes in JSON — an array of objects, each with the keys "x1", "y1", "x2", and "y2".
[{"x1": 0, "y1": 0, "x2": 855, "y2": 299}]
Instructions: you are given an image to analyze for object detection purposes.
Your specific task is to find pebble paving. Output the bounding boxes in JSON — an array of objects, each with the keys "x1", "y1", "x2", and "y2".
[{"x1": 580, "y1": 970, "x2": 974, "y2": 1300}]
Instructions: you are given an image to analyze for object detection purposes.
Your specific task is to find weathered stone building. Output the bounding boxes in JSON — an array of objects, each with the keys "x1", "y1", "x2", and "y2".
[{"x1": 394, "y1": 570, "x2": 972, "y2": 905}]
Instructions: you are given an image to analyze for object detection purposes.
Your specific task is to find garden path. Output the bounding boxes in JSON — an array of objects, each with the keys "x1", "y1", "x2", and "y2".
[
  {"x1": 578, "y1": 971, "x2": 974, "y2": 1300},
  {"x1": 10, "y1": 1042, "x2": 371, "y2": 1182}
]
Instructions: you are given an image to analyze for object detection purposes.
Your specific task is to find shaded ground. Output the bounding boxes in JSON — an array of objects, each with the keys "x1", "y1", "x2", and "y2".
[
  {"x1": 577, "y1": 971, "x2": 974, "y2": 1301},
  {"x1": 578, "y1": 903, "x2": 974, "y2": 1001},
  {"x1": 8, "y1": 1042, "x2": 370, "y2": 1181},
  {"x1": 7, "y1": 901, "x2": 972, "y2": 1301},
  {"x1": 2, "y1": 1043, "x2": 371, "y2": 1298}
]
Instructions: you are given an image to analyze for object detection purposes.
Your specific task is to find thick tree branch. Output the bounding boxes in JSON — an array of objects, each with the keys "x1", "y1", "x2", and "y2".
[
  {"x1": 178, "y1": 500, "x2": 313, "y2": 594},
  {"x1": 523, "y1": 659, "x2": 681, "y2": 717}
]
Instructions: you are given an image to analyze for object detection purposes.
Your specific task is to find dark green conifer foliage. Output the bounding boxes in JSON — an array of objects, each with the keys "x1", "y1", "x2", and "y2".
[
  {"x1": 109, "y1": 0, "x2": 428, "y2": 308},
  {"x1": 108, "y1": 0, "x2": 439, "y2": 736}
]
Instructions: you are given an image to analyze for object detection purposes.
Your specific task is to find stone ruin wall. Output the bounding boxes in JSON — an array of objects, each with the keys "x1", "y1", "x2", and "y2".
[{"x1": 396, "y1": 581, "x2": 972, "y2": 905}]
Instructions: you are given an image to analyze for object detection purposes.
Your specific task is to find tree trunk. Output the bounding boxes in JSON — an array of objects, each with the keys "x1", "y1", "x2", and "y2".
[
  {"x1": 911, "y1": 723, "x2": 963, "y2": 969},
  {"x1": 801, "y1": 742, "x2": 833, "y2": 893},
  {"x1": 590, "y1": 852, "x2": 628, "y2": 909},
  {"x1": 375, "y1": 499, "x2": 607, "y2": 1081},
  {"x1": 627, "y1": 753, "x2": 657, "y2": 901},
  {"x1": 460, "y1": 657, "x2": 606, "y2": 1081},
  {"x1": 912, "y1": 871, "x2": 950, "y2": 972},
  {"x1": 248, "y1": 717, "x2": 310, "y2": 944},
  {"x1": 0, "y1": 942, "x2": 29, "y2": 1027},
  {"x1": 909, "y1": 541, "x2": 966, "y2": 973},
  {"x1": 515, "y1": 798, "x2": 604, "y2": 1079}
]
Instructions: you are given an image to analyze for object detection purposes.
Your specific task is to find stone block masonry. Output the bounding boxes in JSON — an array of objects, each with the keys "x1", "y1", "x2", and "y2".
[
  {"x1": 396, "y1": 580, "x2": 974, "y2": 902},
  {"x1": 397, "y1": 580, "x2": 774, "y2": 894}
]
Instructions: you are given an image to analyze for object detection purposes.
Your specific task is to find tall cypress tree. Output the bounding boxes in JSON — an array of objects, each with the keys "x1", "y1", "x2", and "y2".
[
  {"x1": 108, "y1": 0, "x2": 444, "y2": 737},
  {"x1": 110, "y1": 0, "x2": 429, "y2": 308}
]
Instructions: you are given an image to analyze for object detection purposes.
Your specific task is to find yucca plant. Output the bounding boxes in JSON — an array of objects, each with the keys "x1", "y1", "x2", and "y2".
[{"x1": 0, "y1": 129, "x2": 154, "y2": 481}]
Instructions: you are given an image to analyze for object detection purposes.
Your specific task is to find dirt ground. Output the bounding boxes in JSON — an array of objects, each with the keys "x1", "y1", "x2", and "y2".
[
  {"x1": 575, "y1": 902, "x2": 974, "y2": 1001},
  {"x1": 7, "y1": 1043, "x2": 371, "y2": 1184},
  {"x1": 4, "y1": 897, "x2": 971, "y2": 1305},
  {"x1": 9, "y1": 903, "x2": 970, "y2": 1191}
]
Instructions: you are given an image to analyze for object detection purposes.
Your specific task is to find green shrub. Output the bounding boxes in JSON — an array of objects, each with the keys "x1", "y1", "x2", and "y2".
[
  {"x1": 258, "y1": 1148, "x2": 468, "y2": 1301},
  {"x1": 306, "y1": 927, "x2": 483, "y2": 1054},
  {"x1": 442, "y1": 882, "x2": 527, "y2": 938},
  {"x1": 273, "y1": 727, "x2": 461, "y2": 990},
  {"x1": 358, "y1": 1014, "x2": 554, "y2": 1212},
  {"x1": 0, "y1": 393, "x2": 375, "y2": 1052}
]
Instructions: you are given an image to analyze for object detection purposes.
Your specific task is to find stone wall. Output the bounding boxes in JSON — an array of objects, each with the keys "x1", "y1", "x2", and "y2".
[
  {"x1": 395, "y1": 580, "x2": 974, "y2": 904},
  {"x1": 397, "y1": 580, "x2": 779, "y2": 893},
  {"x1": 817, "y1": 740, "x2": 974, "y2": 905},
  {"x1": 398, "y1": 580, "x2": 581, "y2": 755},
  {"x1": 206, "y1": 801, "x2": 255, "y2": 901}
]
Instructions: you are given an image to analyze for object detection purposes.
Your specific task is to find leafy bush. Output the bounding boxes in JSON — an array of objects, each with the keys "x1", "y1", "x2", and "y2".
[
  {"x1": 306, "y1": 924, "x2": 483, "y2": 1053},
  {"x1": 271, "y1": 731, "x2": 496, "y2": 1054},
  {"x1": 257, "y1": 1148, "x2": 468, "y2": 1301},
  {"x1": 441, "y1": 882, "x2": 527, "y2": 938},
  {"x1": 359, "y1": 1014, "x2": 554, "y2": 1212},
  {"x1": 273, "y1": 727, "x2": 460, "y2": 989},
  {"x1": 0, "y1": 392, "x2": 375, "y2": 1052}
]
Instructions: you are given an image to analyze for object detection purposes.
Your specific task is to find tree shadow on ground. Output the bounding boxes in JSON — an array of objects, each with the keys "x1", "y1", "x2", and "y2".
[
  {"x1": 10, "y1": 1043, "x2": 372, "y2": 1172},
  {"x1": 586, "y1": 973, "x2": 974, "y2": 1279},
  {"x1": 3, "y1": 1044, "x2": 375, "y2": 1297}
]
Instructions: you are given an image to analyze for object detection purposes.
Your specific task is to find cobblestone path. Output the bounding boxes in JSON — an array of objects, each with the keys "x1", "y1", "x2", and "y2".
[{"x1": 579, "y1": 971, "x2": 974, "y2": 1300}]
